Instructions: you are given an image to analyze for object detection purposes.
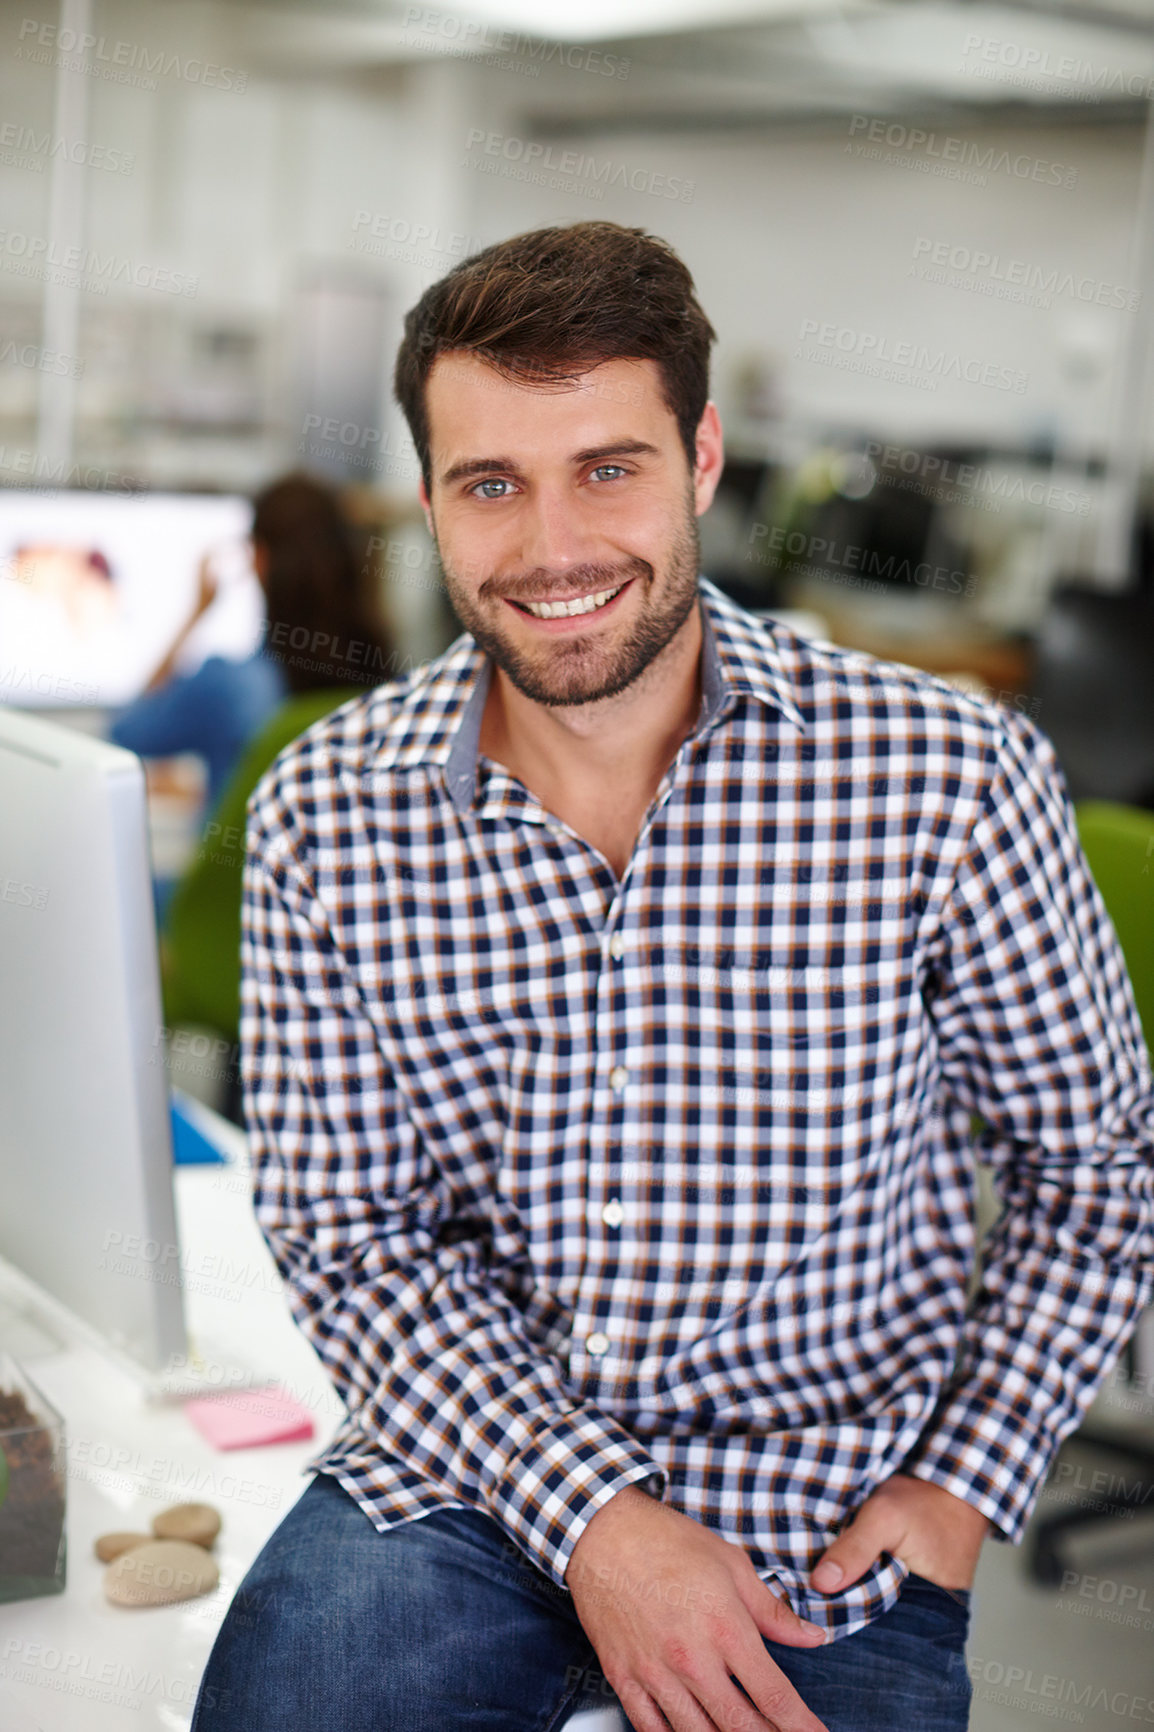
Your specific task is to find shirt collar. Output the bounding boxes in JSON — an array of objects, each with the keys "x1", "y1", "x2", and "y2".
[{"x1": 369, "y1": 575, "x2": 807, "y2": 815}]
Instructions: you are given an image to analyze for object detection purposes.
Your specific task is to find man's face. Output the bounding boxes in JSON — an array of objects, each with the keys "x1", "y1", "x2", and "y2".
[{"x1": 418, "y1": 353, "x2": 720, "y2": 708}]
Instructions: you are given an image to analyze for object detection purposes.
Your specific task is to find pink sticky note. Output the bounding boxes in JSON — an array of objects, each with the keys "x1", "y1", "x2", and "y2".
[{"x1": 183, "y1": 1386, "x2": 315, "y2": 1450}]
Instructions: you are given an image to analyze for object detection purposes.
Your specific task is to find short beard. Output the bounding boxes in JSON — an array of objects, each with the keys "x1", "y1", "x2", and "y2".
[{"x1": 435, "y1": 491, "x2": 702, "y2": 709}]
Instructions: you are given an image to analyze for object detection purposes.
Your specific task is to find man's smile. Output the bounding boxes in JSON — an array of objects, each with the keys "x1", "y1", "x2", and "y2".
[{"x1": 503, "y1": 574, "x2": 637, "y2": 628}]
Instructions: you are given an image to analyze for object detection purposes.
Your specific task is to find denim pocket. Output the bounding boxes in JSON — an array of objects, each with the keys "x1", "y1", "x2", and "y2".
[{"x1": 903, "y1": 1572, "x2": 971, "y2": 1611}]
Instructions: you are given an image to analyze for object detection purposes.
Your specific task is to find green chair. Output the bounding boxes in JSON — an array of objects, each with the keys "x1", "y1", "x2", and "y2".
[
  {"x1": 1072, "y1": 800, "x2": 1154, "y2": 1061},
  {"x1": 160, "y1": 688, "x2": 361, "y2": 1049},
  {"x1": 1024, "y1": 798, "x2": 1154, "y2": 1585}
]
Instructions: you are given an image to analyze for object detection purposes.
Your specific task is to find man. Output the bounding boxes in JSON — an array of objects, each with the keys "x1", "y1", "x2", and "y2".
[{"x1": 192, "y1": 222, "x2": 1154, "y2": 1732}]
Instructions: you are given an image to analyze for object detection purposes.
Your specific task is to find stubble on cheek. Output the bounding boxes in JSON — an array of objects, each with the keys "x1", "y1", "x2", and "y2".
[{"x1": 430, "y1": 491, "x2": 700, "y2": 708}]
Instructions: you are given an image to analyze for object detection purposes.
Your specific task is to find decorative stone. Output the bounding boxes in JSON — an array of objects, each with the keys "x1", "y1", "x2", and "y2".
[
  {"x1": 94, "y1": 1531, "x2": 150, "y2": 1563},
  {"x1": 103, "y1": 1539, "x2": 219, "y2": 1607},
  {"x1": 152, "y1": 1501, "x2": 221, "y2": 1549}
]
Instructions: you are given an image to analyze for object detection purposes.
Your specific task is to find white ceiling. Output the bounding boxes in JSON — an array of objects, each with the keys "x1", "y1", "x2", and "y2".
[
  {"x1": 411, "y1": 0, "x2": 879, "y2": 38},
  {"x1": 220, "y1": 0, "x2": 1154, "y2": 121}
]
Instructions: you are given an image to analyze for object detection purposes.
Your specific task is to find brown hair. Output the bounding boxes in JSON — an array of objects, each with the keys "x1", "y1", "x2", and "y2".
[
  {"x1": 251, "y1": 472, "x2": 393, "y2": 693},
  {"x1": 393, "y1": 221, "x2": 716, "y2": 491}
]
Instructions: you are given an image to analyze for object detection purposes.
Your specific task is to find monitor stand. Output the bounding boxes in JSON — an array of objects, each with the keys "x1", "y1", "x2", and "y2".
[{"x1": 0, "y1": 1254, "x2": 264, "y2": 1404}]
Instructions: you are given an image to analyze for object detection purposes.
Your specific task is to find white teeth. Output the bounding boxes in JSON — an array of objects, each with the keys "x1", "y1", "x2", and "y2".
[{"x1": 520, "y1": 583, "x2": 623, "y2": 620}]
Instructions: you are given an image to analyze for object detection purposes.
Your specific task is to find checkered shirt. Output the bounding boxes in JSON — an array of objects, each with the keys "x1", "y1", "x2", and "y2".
[{"x1": 240, "y1": 576, "x2": 1154, "y2": 1638}]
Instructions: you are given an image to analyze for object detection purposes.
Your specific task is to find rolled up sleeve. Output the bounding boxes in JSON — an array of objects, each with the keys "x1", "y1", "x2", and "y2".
[{"x1": 900, "y1": 709, "x2": 1154, "y2": 1540}]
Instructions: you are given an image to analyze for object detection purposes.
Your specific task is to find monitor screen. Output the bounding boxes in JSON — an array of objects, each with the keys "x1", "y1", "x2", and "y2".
[
  {"x1": 0, "y1": 489, "x2": 264, "y2": 710},
  {"x1": 0, "y1": 706, "x2": 188, "y2": 1374}
]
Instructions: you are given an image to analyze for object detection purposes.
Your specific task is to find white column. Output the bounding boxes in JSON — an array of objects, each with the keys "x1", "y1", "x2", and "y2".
[{"x1": 36, "y1": 0, "x2": 92, "y2": 474}]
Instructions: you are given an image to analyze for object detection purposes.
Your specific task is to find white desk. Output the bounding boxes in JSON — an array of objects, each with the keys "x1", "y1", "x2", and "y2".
[
  {"x1": 0, "y1": 1110, "x2": 624, "y2": 1732},
  {"x1": 0, "y1": 1111, "x2": 343, "y2": 1732}
]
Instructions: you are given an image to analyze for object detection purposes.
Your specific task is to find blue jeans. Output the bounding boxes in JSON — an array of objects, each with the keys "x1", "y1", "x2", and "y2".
[{"x1": 191, "y1": 1473, "x2": 973, "y2": 1732}]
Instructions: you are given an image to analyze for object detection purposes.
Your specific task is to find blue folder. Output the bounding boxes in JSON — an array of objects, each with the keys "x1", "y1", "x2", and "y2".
[{"x1": 170, "y1": 1092, "x2": 228, "y2": 1165}]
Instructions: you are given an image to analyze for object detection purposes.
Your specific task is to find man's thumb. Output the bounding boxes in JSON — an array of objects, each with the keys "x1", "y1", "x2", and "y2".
[{"x1": 809, "y1": 1506, "x2": 893, "y2": 1594}]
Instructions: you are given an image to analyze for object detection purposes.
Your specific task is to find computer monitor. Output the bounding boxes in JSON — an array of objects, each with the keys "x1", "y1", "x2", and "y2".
[
  {"x1": 0, "y1": 488, "x2": 263, "y2": 710},
  {"x1": 0, "y1": 706, "x2": 189, "y2": 1374}
]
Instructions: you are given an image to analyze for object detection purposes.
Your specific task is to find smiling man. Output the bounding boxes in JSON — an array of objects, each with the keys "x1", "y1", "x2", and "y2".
[
  {"x1": 192, "y1": 223, "x2": 1154, "y2": 1732},
  {"x1": 421, "y1": 345, "x2": 713, "y2": 886}
]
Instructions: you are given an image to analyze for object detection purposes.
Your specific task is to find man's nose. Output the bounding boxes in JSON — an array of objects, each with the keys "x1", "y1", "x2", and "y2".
[{"x1": 515, "y1": 489, "x2": 599, "y2": 576}]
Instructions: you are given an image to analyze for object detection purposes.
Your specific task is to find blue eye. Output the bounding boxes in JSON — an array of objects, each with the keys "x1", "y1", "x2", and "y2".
[{"x1": 591, "y1": 465, "x2": 627, "y2": 481}]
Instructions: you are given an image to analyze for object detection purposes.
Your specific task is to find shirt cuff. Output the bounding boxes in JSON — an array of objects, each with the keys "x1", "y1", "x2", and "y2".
[
  {"x1": 492, "y1": 1416, "x2": 668, "y2": 1588},
  {"x1": 897, "y1": 1388, "x2": 1058, "y2": 1543}
]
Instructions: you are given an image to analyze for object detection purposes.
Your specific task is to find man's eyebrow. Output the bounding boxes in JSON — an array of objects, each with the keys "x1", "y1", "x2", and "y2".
[
  {"x1": 439, "y1": 455, "x2": 523, "y2": 488},
  {"x1": 571, "y1": 439, "x2": 661, "y2": 465},
  {"x1": 438, "y1": 439, "x2": 661, "y2": 490}
]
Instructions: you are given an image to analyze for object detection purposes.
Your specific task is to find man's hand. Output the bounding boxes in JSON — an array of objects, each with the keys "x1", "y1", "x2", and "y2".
[
  {"x1": 564, "y1": 1485, "x2": 830, "y2": 1732},
  {"x1": 809, "y1": 1473, "x2": 989, "y2": 1595}
]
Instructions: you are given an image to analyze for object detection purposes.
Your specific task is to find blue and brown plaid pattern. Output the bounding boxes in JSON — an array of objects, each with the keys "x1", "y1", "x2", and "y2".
[{"x1": 240, "y1": 576, "x2": 1154, "y2": 1637}]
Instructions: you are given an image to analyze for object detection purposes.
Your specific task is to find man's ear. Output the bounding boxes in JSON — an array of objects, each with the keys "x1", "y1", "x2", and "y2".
[
  {"x1": 417, "y1": 475, "x2": 434, "y2": 538},
  {"x1": 692, "y1": 401, "x2": 725, "y2": 517}
]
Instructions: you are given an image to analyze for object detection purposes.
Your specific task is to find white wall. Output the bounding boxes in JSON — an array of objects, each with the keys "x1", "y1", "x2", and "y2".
[
  {"x1": 0, "y1": 0, "x2": 1148, "y2": 488},
  {"x1": 464, "y1": 114, "x2": 1144, "y2": 455}
]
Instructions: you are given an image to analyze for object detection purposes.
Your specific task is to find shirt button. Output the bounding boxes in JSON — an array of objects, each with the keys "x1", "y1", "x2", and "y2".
[
  {"x1": 609, "y1": 1065, "x2": 629, "y2": 1092},
  {"x1": 602, "y1": 1199, "x2": 624, "y2": 1228},
  {"x1": 609, "y1": 932, "x2": 625, "y2": 960},
  {"x1": 586, "y1": 1331, "x2": 610, "y2": 1356}
]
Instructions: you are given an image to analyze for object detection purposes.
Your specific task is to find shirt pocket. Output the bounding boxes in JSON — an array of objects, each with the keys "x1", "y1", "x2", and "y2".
[{"x1": 679, "y1": 950, "x2": 908, "y2": 1206}]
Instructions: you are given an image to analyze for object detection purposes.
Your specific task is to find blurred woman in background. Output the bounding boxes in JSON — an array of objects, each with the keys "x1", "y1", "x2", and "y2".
[
  {"x1": 110, "y1": 471, "x2": 392, "y2": 812},
  {"x1": 125, "y1": 475, "x2": 396, "y2": 1103}
]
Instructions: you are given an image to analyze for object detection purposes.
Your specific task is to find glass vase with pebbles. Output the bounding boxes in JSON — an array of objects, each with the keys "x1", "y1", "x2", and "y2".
[{"x1": 0, "y1": 1354, "x2": 66, "y2": 1603}]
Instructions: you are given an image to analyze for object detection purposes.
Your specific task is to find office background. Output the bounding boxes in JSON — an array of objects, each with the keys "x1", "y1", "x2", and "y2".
[{"x1": 2, "y1": 2, "x2": 1153, "y2": 1729}]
